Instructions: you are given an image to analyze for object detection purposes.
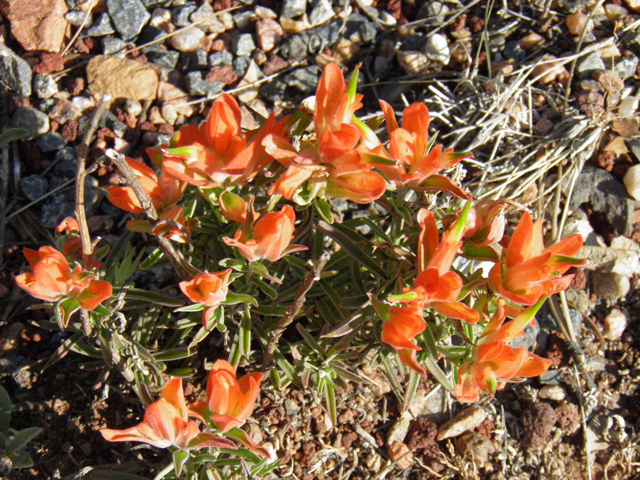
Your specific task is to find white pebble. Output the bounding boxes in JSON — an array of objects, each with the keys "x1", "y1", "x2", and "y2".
[
  {"x1": 603, "y1": 309, "x2": 628, "y2": 341},
  {"x1": 538, "y1": 385, "x2": 566, "y2": 401},
  {"x1": 423, "y1": 33, "x2": 450, "y2": 64},
  {"x1": 169, "y1": 26, "x2": 204, "y2": 53},
  {"x1": 623, "y1": 164, "x2": 640, "y2": 201}
]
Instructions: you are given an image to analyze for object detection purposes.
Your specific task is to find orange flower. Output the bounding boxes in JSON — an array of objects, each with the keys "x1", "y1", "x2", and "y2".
[
  {"x1": 411, "y1": 206, "x2": 480, "y2": 324},
  {"x1": 56, "y1": 217, "x2": 80, "y2": 233},
  {"x1": 377, "y1": 100, "x2": 471, "y2": 198},
  {"x1": 381, "y1": 305, "x2": 427, "y2": 376},
  {"x1": 15, "y1": 247, "x2": 112, "y2": 310},
  {"x1": 179, "y1": 269, "x2": 232, "y2": 328},
  {"x1": 222, "y1": 204, "x2": 307, "y2": 262},
  {"x1": 263, "y1": 64, "x2": 387, "y2": 204},
  {"x1": 455, "y1": 299, "x2": 552, "y2": 402},
  {"x1": 160, "y1": 95, "x2": 279, "y2": 187},
  {"x1": 189, "y1": 360, "x2": 264, "y2": 433},
  {"x1": 489, "y1": 212, "x2": 584, "y2": 305},
  {"x1": 101, "y1": 378, "x2": 235, "y2": 450},
  {"x1": 107, "y1": 157, "x2": 185, "y2": 214}
]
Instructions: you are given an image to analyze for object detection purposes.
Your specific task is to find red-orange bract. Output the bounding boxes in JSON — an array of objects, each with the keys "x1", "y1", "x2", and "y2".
[
  {"x1": 101, "y1": 378, "x2": 235, "y2": 450},
  {"x1": 15, "y1": 246, "x2": 112, "y2": 311},
  {"x1": 381, "y1": 305, "x2": 427, "y2": 376},
  {"x1": 376, "y1": 100, "x2": 471, "y2": 198},
  {"x1": 222, "y1": 204, "x2": 307, "y2": 262},
  {"x1": 188, "y1": 360, "x2": 264, "y2": 433},
  {"x1": 179, "y1": 269, "x2": 232, "y2": 328},
  {"x1": 489, "y1": 212, "x2": 584, "y2": 305},
  {"x1": 455, "y1": 299, "x2": 552, "y2": 402}
]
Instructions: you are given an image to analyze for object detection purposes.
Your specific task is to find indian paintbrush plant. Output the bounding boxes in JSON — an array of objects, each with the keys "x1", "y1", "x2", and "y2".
[{"x1": 13, "y1": 63, "x2": 585, "y2": 479}]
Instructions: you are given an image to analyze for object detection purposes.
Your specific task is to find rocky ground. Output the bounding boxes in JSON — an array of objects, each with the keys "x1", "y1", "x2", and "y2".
[{"x1": 1, "y1": 0, "x2": 640, "y2": 479}]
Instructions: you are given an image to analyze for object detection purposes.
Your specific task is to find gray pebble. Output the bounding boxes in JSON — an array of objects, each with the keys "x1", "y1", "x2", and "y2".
[
  {"x1": 173, "y1": 5, "x2": 197, "y2": 27},
  {"x1": 189, "y1": 49, "x2": 209, "y2": 70},
  {"x1": 209, "y1": 51, "x2": 233, "y2": 67},
  {"x1": 233, "y1": 33, "x2": 256, "y2": 57},
  {"x1": 107, "y1": 0, "x2": 151, "y2": 40},
  {"x1": 614, "y1": 56, "x2": 638, "y2": 80},
  {"x1": 233, "y1": 56, "x2": 251, "y2": 77},
  {"x1": 36, "y1": 132, "x2": 67, "y2": 152},
  {"x1": 138, "y1": 26, "x2": 167, "y2": 52},
  {"x1": 11, "y1": 108, "x2": 50, "y2": 140},
  {"x1": 54, "y1": 147, "x2": 78, "y2": 177},
  {"x1": 185, "y1": 71, "x2": 225, "y2": 97},
  {"x1": 102, "y1": 37, "x2": 127, "y2": 56},
  {"x1": 20, "y1": 175, "x2": 49, "y2": 202},
  {"x1": 233, "y1": 11, "x2": 253, "y2": 30},
  {"x1": 65, "y1": 11, "x2": 92, "y2": 27},
  {"x1": 418, "y1": 1, "x2": 449, "y2": 22},
  {"x1": 85, "y1": 13, "x2": 116, "y2": 37},
  {"x1": 281, "y1": 0, "x2": 307, "y2": 18},
  {"x1": 147, "y1": 50, "x2": 180, "y2": 69},
  {"x1": 0, "y1": 42, "x2": 32, "y2": 97},
  {"x1": 34, "y1": 74, "x2": 59, "y2": 99},
  {"x1": 191, "y1": 3, "x2": 227, "y2": 34},
  {"x1": 576, "y1": 52, "x2": 605, "y2": 79}
]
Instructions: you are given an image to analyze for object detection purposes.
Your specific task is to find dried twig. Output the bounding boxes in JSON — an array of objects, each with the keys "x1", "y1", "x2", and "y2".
[
  {"x1": 106, "y1": 150, "x2": 197, "y2": 281},
  {"x1": 262, "y1": 251, "x2": 331, "y2": 370},
  {"x1": 76, "y1": 94, "x2": 112, "y2": 269}
]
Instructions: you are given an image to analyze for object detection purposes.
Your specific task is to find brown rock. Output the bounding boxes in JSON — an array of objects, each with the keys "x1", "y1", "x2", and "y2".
[
  {"x1": 68, "y1": 77, "x2": 85, "y2": 96},
  {"x1": 87, "y1": 56, "x2": 158, "y2": 101},
  {"x1": 157, "y1": 81, "x2": 194, "y2": 117},
  {"x1": 60, "y1": 120, "x2": 78, "y2": 142},
  {"x1": 437, "y1": 406, "x2": 487, "y2": 441},
  {"x1": 388, "y1": 441, "x2": 414, "y2": 469},
  {"x1": 455, "y1": 432, "x2": 495, "y2": 467},
  {"x1": 205, "y1": 65, "x2": 238, "y2": 85},
  {"x1": 521, "y1": 402, "x2": 557, "y2": 448},
  {"x1": 255, "y1": 18, "x2": 284, "y2": 52},
  {"x1": 49, "y1": 99, "x2": 80, "y2": 125},
  {"x1": 406, "y1": 417, "x2": 437, "y2": 450},
  {"x1": 0, "y1": 0, "x2": 68, "y2": 52},
  {"x1": 263, "y1": 55, "x2": 289, "y2": 76},
  {"x1": 33, "y1": 52, "x2": 65, "y2": 74}
]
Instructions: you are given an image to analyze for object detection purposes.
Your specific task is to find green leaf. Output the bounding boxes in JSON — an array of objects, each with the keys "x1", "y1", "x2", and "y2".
[
  {"x1": 0, "y1": 387, "x2": 11, "y2": 436},
  {"x1": 318, "y1": 221, "x2": 386, "y2": 278},
  {"x1": 314, "y1": 197, "x2": 333, "y2": 223},
  {"x1": 42, "y1": 331, "x2": 84, "y2": 371},
  {"x1": 224, "y1": 292, "x2": 258, "y2": 307},
  {"x1": 325, "y1": 384, "x2": 337, "y2": 425},
  {"x1": 139, "y1": 247, "x2": 165, "y2": 270},
  {"x1": 173, "y1": 450, "x2": 189, "y2": 476},
  {"x1": 9, "y1": 427, "x2": 41, "y2": 453},
  {"x1": 254, "y1": 278, "x2": 277, "y2": 300},
  {"x1": 347, "y1": 68, "x2": 359, "y2": 103},
  {"x1": 118, "y1": 288, "x2": 184, "y2": 307},
  {"x1": 174, "y1": 303, "x2": 205, "y2": 312},
  {"x1": 153, "y1": 347, "x2": 193, "y2": 361},
  {"x1": 0, "y1": 128, "x2": 29, "y2": 148},
  {"x1": 8, "y1": 450, "x2": 33, "y2": 469},
  {"x1": 219, "y1": 258, "x2": 247, "y2": 271},
  {"x1": 369, "y1": 294, "x2": 391, "y2": 322}
]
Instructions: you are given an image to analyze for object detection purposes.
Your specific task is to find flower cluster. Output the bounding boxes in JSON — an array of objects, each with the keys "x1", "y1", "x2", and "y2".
[{"x1": 101, "y1": 360, "x2": 266, "y2": 455}]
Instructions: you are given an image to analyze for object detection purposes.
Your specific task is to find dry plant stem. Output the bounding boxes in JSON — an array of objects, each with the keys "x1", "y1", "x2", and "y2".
[
  {"x1": 262, "y1": 251, "x2": 331, "y2": 370},
  {"x1": 107, "y1": 151, "x2": 195, "y2": 281},
  {"x1": 76, "y1": 94, "x2": 112, "y2": 270}
]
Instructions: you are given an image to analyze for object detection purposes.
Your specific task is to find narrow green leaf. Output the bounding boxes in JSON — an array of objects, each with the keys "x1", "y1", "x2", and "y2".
[
  {"x1": 9, "y1": 427, "x2": 41, "y2": 453},
  {"x1": 0, "y1": 387, "x2": 11, "y2": 436},
  {"x1": 173, "y1": 450, "x2": 189, "y2": 477},
  {"x1": 224, "y1": 292, "x2": 258, "y2": 307},
  {"x1": 254, "y1": 278, "x2": 277, "y2": 300},
  {"x1": 174, "y1": 303, "x2": 205, "y2": 313},
  {"x1": 139, "y1": 247, "x2": 164, "y2": 270},
  {"x1": 153, "y1": 347, "x2": 193, "y2": 361},
  {"x1": 314, "y1": 197, "x2": 333, "y2": 223},
  {"x1": 0, "y1": 128, "x2": 29, "y2": 147}
]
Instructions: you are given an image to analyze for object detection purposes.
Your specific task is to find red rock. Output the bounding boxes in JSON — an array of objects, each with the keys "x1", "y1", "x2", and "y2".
[
  {"x1": 213, "y1": 0, "x2": 232, "y2": 11},
  {"x1": 255, "y1": 18, "x2": 283, "y2": 53},
  {"x1": 205, "y1": 65, "x2": 238, "y2": 85},
  {"x1": 48, "y1": 99, "x2": 80, "y2": 125},
  {"x1": 73, "y1": 37, "x2": 92, "y2": 54},
  {"x1": 61, "y1": 120, "x2": 78, "y2": 142},
  {"x1": 263, "y1": 55, "x2": 289, "y2": 76},
  {"x1": 157, "y1": 123, "x2": 174, "y2": 135},
  {"x1": 68, "y1": 77, "x2": 85, "y2": 96},
  {"x1": 33, "y1": 52, "x2": 65, "y2": 74},
  {"x1": 0, "y1": 0, "x2": 68, "y2": 52}
]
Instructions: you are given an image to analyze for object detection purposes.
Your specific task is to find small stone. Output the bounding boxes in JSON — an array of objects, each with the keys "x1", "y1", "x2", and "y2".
[
  {"x1": 419, "y1": 1, "x2": 449, "y2": 23},
  {"x1": 149, "y1": 8, "x2": 171, "y2": 29},
  {"x1": 234, "y1": 56, "x2": 251, "y2": 77},
  {"x1": 521, "y1": 403, "x2": 557, "y2": 448},
  {"x1": 532, "y1": 54, "x2": 570, "y2": 84},
  {"x1": 107, "y1": 0, "x2": 151, "y2": 40},
  {"x1": 157, "y1": 81, "x2": 195, "y2": 117},
  {"x1": 65, "y1": 11, "x2": 91, "y2": 26},
  {"x1": 576, "y1": 52, "x2": 606, "y2": 79},
  {"x1": 281, "y1": 0, "x2": 307, "y2": 19},
  {"x1": 624, "y1": 164, "x2": 640, "y2": 200},
  {"x1": 386, "y1": 418, "x2": 411, "y2": 447},
  {"x1": 191, "y1": 3, "x2": 227, "y2": 34},
  {"x1": 397, "y1": 50, "x2": 429, "y2": 75},
  {"x1": 54, "y1": 147, "x2": 78, "y2": 177},
  {"x1": 387, "y1": 441, "x2": 413, "y2": 469},
  {"x1": 12, "y1": 107, "x2": 50, "y2": 140},
  {"x1": 41, "y1": 177, "x2": 101, "y2": 228},
  {"x1": 378, "y1": 11, "x2": 397, "y2": 26},
  {"x1": 236, "y1": 60, "x2": 263, "y2": 103},
  {"x1": 189, "y1": 49, "x2": 209, "y2": 70},
  {"x1": 519, "y1": 32, "x2": 544, "y2": 50},
  {"x1": 138, "y1": 26, "x2": 167, "y2": 52},
  {"x1": 309, "y1": 0, "x2": 334, "y2": 26},
  {"x1": 233, "y1": 33, "x2": 256, "y2": 57},
  {"x1": 172, "y1": 5, "x2": 197, "y2": 27},
  {"x1": 34, "y1": 74, "x2": 59, "y2": 99},
  {"x1": 20, "y1": 175, "x2": 49, "y2": 202},
  {"x1": 437, "y1": 406, "x2": 487, "y2": 441},
  {"x1": 36, "y1": 131, "x2": 67, "y2": 152},
  {"x1": 592, "y1": 271, "x2": 630, "y2": 298},
  {"x1": 566, "y1": 13, "x2": 594, "y2": 36},
  {"x1": 262, "y1": 54, "x2": 288, "y2": 75},
  {"x1": 255, "y1": 18, "x2": 284, "y2": 53},
  {"x1": 147, "y1": 50, "x2": 180, "y2": 69},
  {"x1": 280, "y1": 34, "x2": 307, "y2": 61},
  {"x1": 255, "y1": 6, "x2": 277, "y2": 19},
  {"x1": 603, "y1": 309, "x2": 628, "y2": 341},
  {"x1": 0, "y1": 42, "x2": 33, "y2": 97},
  {"x1": 540, "y1": 369, "x2": 563, "y2": 385},
  {"x1": 48, "y1": 99, "x2": 81, "y2": 124},
  {"x1": 455, "y1": 432, "x2": 495, "y2": 467},
  {"x1": 209, "y1": 51, "x2": 234, "y2": 67},
  {"x1": 101, "y1": 37, "x2": 126, "y2": 56},
  {"x1": 1, "y1": 0, "x2": 68, "y2": 52},
  {"x1": 538, "y1": 385, "x2": 566, "y2": 401},
  {"x1": 233, "y1": 11, "x2": 253, "y2": 30},
  {"x1": 186, "y1": 71, "x2": 225, "y2": 98},
  {"x1": 85, "y1": 13, "x2": 116, "y2": 36},
  {"x1": 124, "y1": 99, "x2": 142, "y2": 117},
  {"x1": 614, "y1": 56, "x2": 639, "y2": 80},
  {"x1": 87, "y1": 56, "x2": 158, "y2": 101},
  {"x1": 206, "y1": 65, "x2": 237, "y2": 85},
  {"x1": 170, "y1": 26, "x2": 205, "y2": 53}
]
